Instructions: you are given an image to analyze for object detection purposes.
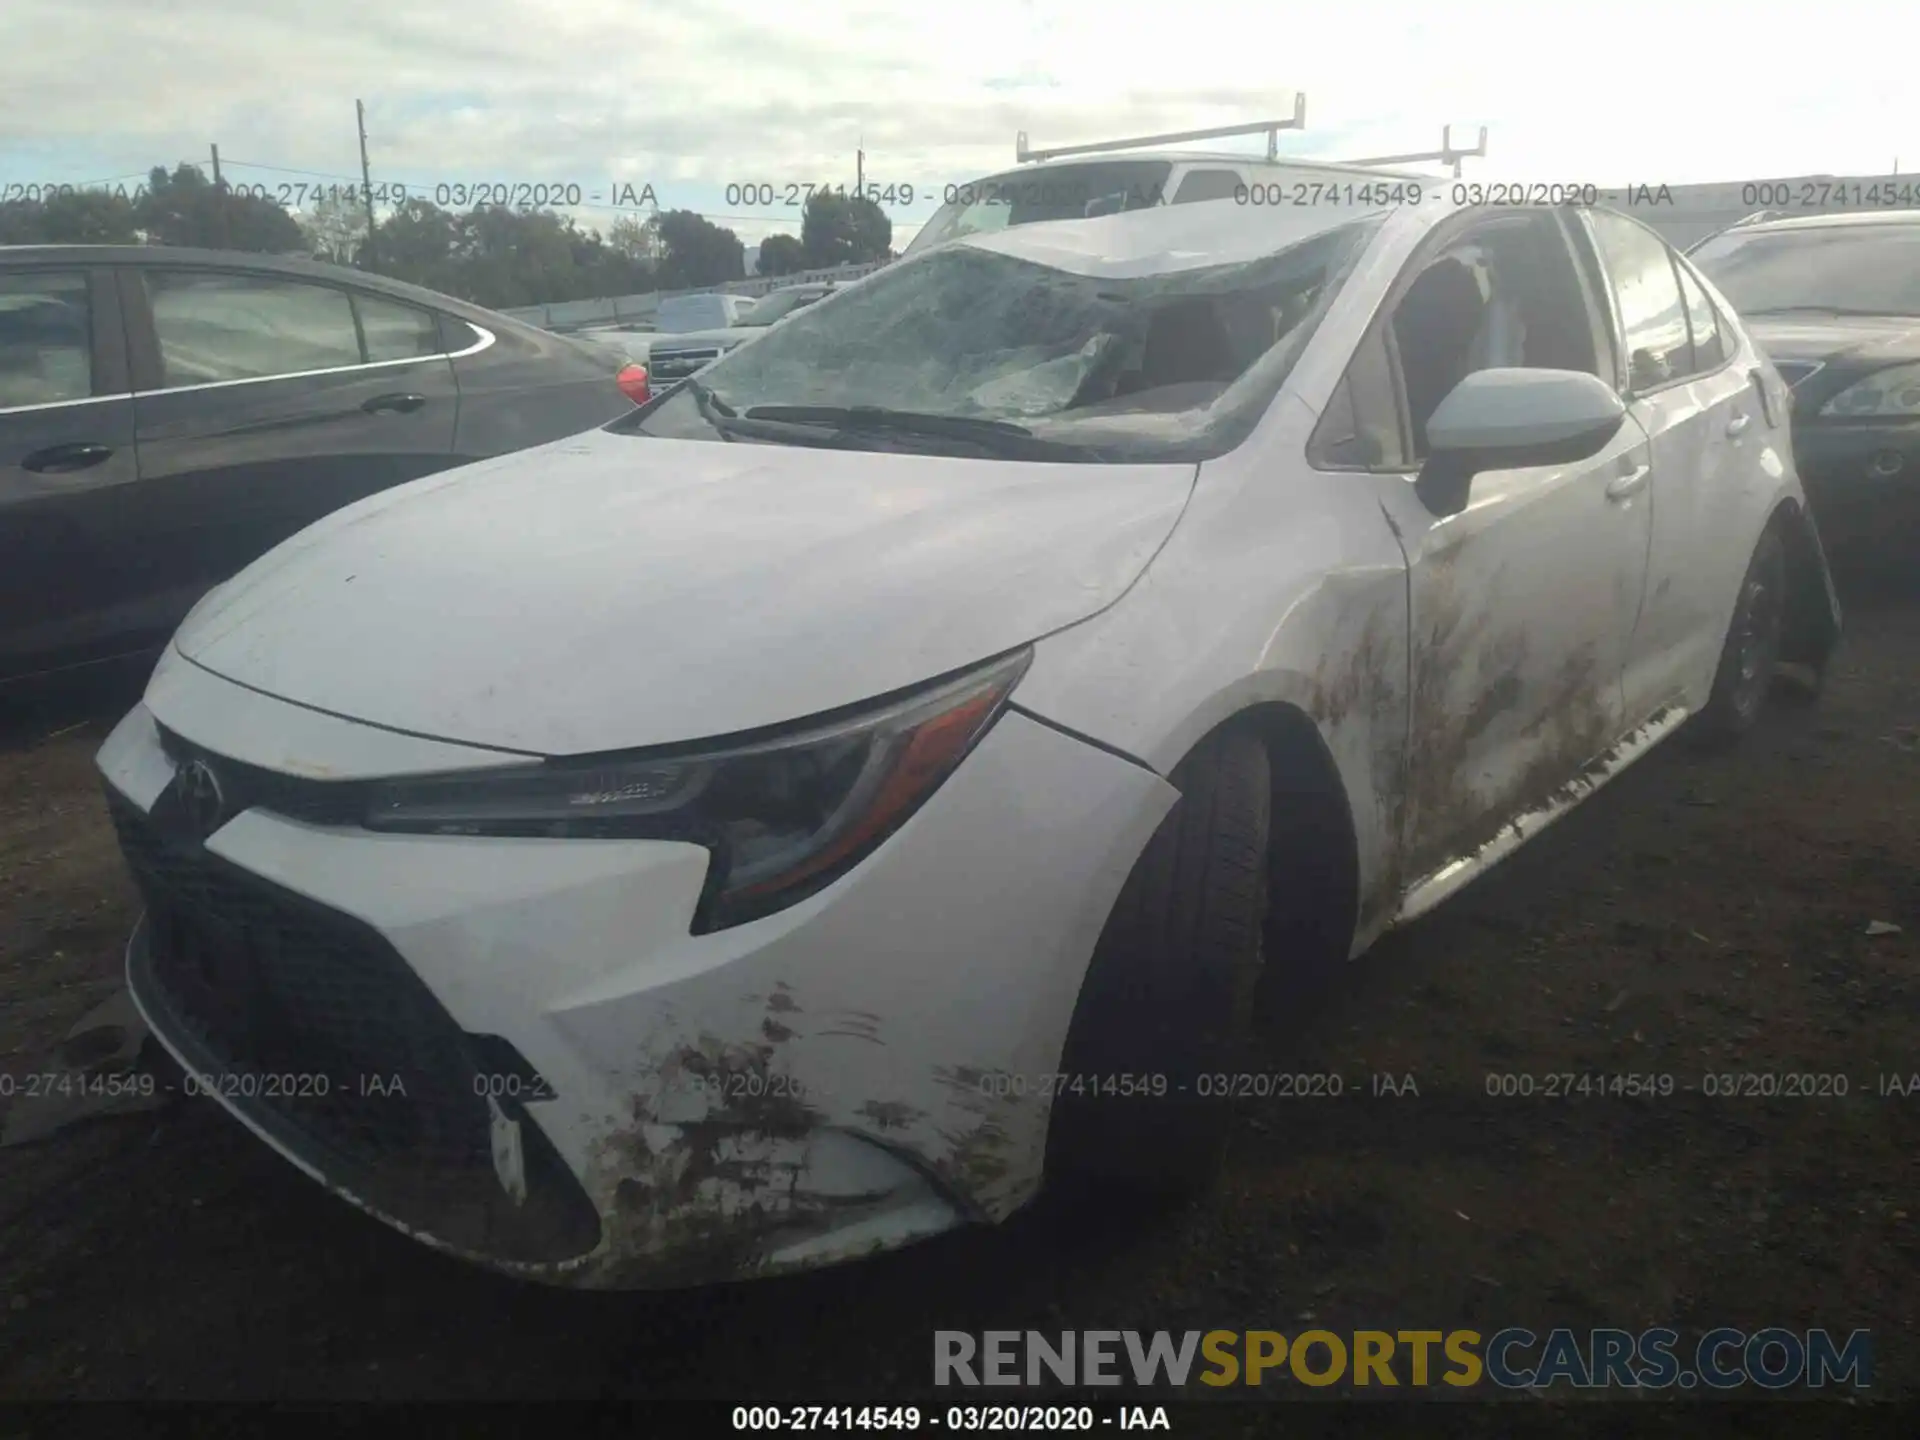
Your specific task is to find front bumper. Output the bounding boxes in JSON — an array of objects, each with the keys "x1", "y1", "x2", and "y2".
[
  {"x1": 99, "y1": 659, "x2": 1176, "y2": 1288},
  {"x1": 647, "y1": 346, "x2": 732, "y2": 382}
]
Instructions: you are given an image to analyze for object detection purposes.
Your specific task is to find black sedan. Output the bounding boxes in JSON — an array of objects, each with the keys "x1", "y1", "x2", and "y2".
[
  {"x1": 1691, "y1": 211, "x2": 1920, "y2": 557},
  {"x1": 0, "y1": 246, "x2": 640, "y2": 688}
]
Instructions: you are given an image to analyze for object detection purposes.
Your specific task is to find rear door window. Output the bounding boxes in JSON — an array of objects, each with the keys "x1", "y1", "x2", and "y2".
[
  {"x1": 0, "y1": 271, "x2": 93, "y2": 407},
  {"x1": 146, "y1": 271, "x2": 363, "y2": 387},
  {"x1": 1586, "y1": 211, "x2": 1693, "y2": 392}
]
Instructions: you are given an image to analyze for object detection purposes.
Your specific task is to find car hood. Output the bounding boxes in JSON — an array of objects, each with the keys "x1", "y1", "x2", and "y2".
[
  {"x1": 1746, "y1": 313, "x2": 1920, "y2": 366},
  {"x1": 173, "y1": 429, "x2": 1197, "y2": 756}
]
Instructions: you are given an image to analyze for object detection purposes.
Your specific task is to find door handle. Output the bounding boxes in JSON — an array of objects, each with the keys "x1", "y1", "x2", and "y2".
[
  {"x1": 22, "y1": 442, "x2": 114, "y2": 474},
  {"x1": 1726, "y1": 412, "x2": 1752, "y2": 438},
  {"x1": 1606, "y1": 454, "x2": 1652, "y2": 502},
  {"x1": 363, "y1": 392, "x2": 426, "y2": 414}
]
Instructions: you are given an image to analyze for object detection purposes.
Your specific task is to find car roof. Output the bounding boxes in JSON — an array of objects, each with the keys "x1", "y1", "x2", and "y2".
[
  {"x1": 949, "y1": 189, "x2": 1453, "y2": 278},
  {"x1": 1720, "y1": 209, "x2": 1920, "y2": 236},
  {"x1": 0, "y1": 244, "x2": 534, "y2": 326}
]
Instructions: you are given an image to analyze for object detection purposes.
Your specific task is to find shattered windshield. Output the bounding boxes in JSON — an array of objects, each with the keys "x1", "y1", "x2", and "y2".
[{"x1": 617, "y1": 210, "x2": 1385, "y2": 463}]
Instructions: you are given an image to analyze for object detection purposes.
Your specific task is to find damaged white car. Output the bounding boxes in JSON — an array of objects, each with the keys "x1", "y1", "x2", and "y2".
[{"x1": 98, "y1": 191, "x2": 1840, "y2": 1288}]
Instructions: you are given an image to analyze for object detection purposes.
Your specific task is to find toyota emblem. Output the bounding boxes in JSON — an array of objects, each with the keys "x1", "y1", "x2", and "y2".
[{"x1": 173, "y1": 758, "x2": 229, "y2": 840}]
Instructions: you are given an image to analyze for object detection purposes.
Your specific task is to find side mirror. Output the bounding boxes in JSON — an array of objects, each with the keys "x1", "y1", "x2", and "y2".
[{"x1": 1414, "y1": 368, "x2": 1627, "y2": 517}]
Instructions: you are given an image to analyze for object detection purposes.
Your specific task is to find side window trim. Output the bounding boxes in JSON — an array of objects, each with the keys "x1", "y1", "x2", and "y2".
[
  {"x1": 1307, "y1": 326, "x2": 1411, "y2": 473},
  {"x1": 125, "y1": 266, "x2": 492, "y2": 396}
]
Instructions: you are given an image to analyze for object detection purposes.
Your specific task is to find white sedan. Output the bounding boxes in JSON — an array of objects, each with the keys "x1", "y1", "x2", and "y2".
[{"x1": 97, "y1": 191, "x2": 1840, "y2": 1289}]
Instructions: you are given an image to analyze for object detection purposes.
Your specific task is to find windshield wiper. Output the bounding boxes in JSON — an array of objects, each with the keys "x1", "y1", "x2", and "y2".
[
  {"x1": 739, "y1": 404, "x2": 1090, "y2": 459},
  {"x1": 742, "y1": 404, "x2": 1036, "y2": 439},
  {"x1": 685, "y1": 378, "x2": 742, "y2": 438}
]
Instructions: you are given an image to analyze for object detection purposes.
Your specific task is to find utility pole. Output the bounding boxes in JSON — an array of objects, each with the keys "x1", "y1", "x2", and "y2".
[
  {"x1": 210, "y1": 144, "x2": 230, "y2": 249},
  {"x1": 856, "y1": 138, "x2": 864, "y2": 194},
  {"x1": 356, "y1": 100, "x2": 378, "y2": 269}
]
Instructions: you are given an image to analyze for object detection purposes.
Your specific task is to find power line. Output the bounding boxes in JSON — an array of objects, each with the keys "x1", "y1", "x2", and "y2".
[{"x1": 218, "y1": 158, "x2": 364, "y2": 181}]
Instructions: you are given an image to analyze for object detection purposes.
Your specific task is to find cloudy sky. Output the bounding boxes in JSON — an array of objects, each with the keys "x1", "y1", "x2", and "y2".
[{"x1": 2, "y1": 0, "x2": 1910, "y2": 251}]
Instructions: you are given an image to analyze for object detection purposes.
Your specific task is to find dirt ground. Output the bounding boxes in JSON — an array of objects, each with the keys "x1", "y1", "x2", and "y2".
[{"x1": 0, "y1": 566, "x2": 1915, "y2": 1415}]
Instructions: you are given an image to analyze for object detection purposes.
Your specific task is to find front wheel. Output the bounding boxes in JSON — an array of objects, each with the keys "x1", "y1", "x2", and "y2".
[
  {"x1": 1044, "y1": 730, "x2": 1270, "y2": 1198},
  {"x1": 1695, "y1": 527, "x2": 1786, "y2": 744}
]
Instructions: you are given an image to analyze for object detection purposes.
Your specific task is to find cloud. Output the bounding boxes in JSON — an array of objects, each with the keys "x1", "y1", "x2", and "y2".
[{"x1": 2, "y1": 0, "x2": 1910, "y2": 247}]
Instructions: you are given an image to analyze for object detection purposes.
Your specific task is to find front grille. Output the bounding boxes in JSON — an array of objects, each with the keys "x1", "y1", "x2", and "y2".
[
  {"x1": 649, "y1": 347, "x2": 724, "y2": 380},
  {"x1": 111, "y1": 787, "x2": 601, "y2": 1265},
  {"x1": 155, "y1": 724, "x2": 364, "y2": 826}
]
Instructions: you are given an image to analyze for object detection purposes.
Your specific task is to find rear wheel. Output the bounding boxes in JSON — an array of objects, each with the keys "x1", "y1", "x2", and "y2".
[
  {"x1": 1695, "y1": 527, "x2": 1787, "y2": 744},
  {"x1": 1045, "y1": 730, "x2": 1269, "y2": 1198}
]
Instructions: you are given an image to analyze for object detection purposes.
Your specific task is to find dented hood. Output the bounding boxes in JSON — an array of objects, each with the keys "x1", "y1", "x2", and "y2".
[{"x1": 174, "y1": 429, "x2": 1195, "y2": 755}]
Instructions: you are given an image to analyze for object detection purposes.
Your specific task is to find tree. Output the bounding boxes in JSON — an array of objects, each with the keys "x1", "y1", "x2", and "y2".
[
  {"x1": 135, "y1": 163, "x2": 303, "y2": 253},
  {"x1": 0, "y1": 190, "x2": 138, "y2": 245},
  {"x1": 653, "y1": 209, "x2": 745, "y2": 289},
  {"x1": 300, "y1": 192, "x2": 368, "y2": 265},
  {"x1": 606, "y1": 213, "x2": 658, "y2": 264},
  {"x1": 356, "y1": 200, "x2": 653, "y2": 308},
  {"x1": 800, "y1": 193, "x2": 891, "y2": 268},
  {"x1": 756, "y1": 233, "x2": 807, "y2": 276}
]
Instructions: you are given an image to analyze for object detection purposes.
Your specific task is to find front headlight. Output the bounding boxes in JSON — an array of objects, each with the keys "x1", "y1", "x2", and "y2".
[
  {"x1": 1819, "y1": 363, "x2": 1920, "y2": 418},
  {"x1": 364, "y1": 649, "x2": 1031, "y2": 931}
]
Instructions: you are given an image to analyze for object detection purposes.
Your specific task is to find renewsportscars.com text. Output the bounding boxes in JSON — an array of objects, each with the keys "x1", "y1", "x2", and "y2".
[{"x1": 934, "y1": 1328, "x2": 1872, "y2": 1390}]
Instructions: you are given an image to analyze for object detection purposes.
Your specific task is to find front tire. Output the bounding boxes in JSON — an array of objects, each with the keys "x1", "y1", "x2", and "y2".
[
  {"x1": 1695, "y1": 526, "x2": 1787, "y2": 745},
  {"x1": 1045, "y1": 730, "x2": 1270, "y2": 1198}
]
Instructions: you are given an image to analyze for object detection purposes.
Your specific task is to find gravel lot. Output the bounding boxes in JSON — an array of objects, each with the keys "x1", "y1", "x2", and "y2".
[{"x1": 1, "y1": 565, "x2": 1915, "y2": 1414}]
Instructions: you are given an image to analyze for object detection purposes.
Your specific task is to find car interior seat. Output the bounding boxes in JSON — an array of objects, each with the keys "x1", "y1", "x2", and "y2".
[
  {"x1": 1131, "y1": 297, "x2": 1241, "y2": 392},
  {"x1": 1394, "y1": 257, "x2": 1486, "y2": 453}
]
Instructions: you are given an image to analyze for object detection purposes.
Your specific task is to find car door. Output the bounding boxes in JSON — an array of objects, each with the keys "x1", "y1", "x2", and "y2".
[
  {"x1": 0, "y1": 265, "x2": 144, "y2": 683},
  {"x1": 1577, "y1": 210, "x2": 1761, "y2": 722},
  {"x1": 121, "y1": 263, "x2": 458, "y2": 617},
  {"x1": 1358, "y1": 208, "x2": 1654, "y2": 890}
]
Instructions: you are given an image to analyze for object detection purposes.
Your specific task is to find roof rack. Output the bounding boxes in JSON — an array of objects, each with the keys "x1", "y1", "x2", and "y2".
[
  {"x1": 1014, "y1": 107, "x2": 1488, "y2": 178},
  {"x1": 1339, "y1": 125, "x2": 1489, "y2": 179},
  {"x1": 1016, "y1": 94, "x2": 1310, "y2": 164}
]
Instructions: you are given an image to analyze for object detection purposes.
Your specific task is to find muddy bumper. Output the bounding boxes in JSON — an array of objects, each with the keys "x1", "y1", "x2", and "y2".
[{"x1": 99, "y1": 689, "x2": 1176, "y2": 1288}]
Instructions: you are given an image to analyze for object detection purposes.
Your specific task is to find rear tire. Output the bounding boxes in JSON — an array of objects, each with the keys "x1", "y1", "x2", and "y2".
[
  {"x1": 1045, "y1": 730, "x2": 1269, "y2": 1198},
  {"x1": 1694, "y1": 527, "x2": 1787, "y2": 746}
]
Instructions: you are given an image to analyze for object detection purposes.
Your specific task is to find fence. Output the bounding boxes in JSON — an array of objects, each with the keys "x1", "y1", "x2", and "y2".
[
  {"x1": 499, "y1": 259, "x2": 889, "y2": 331},
  {"x1": 1624, "y1": 171, "x2": 1913, "y2": 252}
]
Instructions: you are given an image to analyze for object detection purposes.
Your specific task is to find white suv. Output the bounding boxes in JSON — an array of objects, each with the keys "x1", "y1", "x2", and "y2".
[{"x1": 902, "y1": 112, "x2": 1472, "y2": 258}]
